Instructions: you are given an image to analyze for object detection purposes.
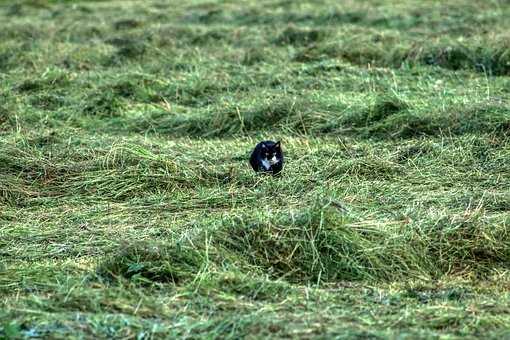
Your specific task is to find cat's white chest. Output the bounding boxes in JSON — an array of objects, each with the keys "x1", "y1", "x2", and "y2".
[
  {"x1": 261, "y1": 156, "x2": 279, "y2": 170},
  {"x1": 261, "y1": 158, "x2": 271, "y2": 170}
]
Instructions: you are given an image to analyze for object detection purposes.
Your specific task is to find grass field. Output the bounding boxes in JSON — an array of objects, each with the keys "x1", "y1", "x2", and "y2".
[{"x1": 1, "y1": 0, "x2": 510, "y2": 338}]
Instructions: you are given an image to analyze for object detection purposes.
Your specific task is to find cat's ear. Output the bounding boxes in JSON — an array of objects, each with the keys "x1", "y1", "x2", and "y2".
[
  {"x1": 261, "y1": 143, "x2": 267, "y2": 149},
  {"x1": 275, "y1": 141, "x2": 281, "y2": 148}
]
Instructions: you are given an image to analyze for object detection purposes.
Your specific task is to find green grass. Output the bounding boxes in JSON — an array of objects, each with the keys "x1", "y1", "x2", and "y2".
[{"x1": 1, "y1": 0, "x2": 510, "y2": 338}]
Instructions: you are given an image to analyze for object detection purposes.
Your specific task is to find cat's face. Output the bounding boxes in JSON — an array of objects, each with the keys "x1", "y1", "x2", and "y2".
[{"x1": 261, "y1": 141, "x2": 281, "y2": 164}]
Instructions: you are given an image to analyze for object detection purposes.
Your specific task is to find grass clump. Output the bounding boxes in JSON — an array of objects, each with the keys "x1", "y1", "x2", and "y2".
[
  {"x1": 91, "y1": 201, "x2": 510, "y2": 287},
  {"x1": 369, "y1": 95, "x2": 409, "y2": 122},
  {"x1": 370, "y1": 104, "x2": 510, "y2": 138},
  {"x1": 97, "y1": 241, "x2": 205, "y2": 285},
  {"x1": 216, "y1": 202, "x2": 357, "y2": 283},
  {"x1": 221, "y1": 206, "x2": 509, "y2": 282},
  {"x1": 0, "y1": 106, "x2": 12, "y2": 131},
  {"x1": 82, "y1": 90, "x2": 125, "y2": 117},
  {"x1": 217, "y1": 203, "x2": 426, "y2": 283},
  {"x1": 274, "y1": 26, "x2": 330, "y2": 46},
  {"x1": 422, "y1": 211, "x2": 510, "y2": 276},
  {"x1": 15, "y1": 72, "x2": 70, "y2": 93},
  {"x1": 344, "y1": 94, "x2": 410, "y2": 128},
  {"x1": 113, "y1": 19, "x2": 143, "y2": 31},
  {"x1": 416, "y1": 42, "x2": 510, "y2": 76}
]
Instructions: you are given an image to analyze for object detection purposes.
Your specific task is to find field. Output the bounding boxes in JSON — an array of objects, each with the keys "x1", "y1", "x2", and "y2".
[{"x1": 1, "y1": 0, "x2": 510, "y2": 338}]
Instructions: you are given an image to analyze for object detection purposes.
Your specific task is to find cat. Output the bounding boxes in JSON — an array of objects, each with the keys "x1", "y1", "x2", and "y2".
[{"x1": 249, "y1": 140, "x2": 283, "y2": 175}]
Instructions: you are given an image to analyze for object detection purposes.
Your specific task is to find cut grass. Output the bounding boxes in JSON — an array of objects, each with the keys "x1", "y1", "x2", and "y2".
[{"x1": 1, "y1": 0, "x2": 510, "y2": 338}]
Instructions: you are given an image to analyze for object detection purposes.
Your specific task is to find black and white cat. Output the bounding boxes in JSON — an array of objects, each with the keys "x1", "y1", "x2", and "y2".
[{"x1": 249, "y1": 140, "x2": 283, "y2": 175}]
